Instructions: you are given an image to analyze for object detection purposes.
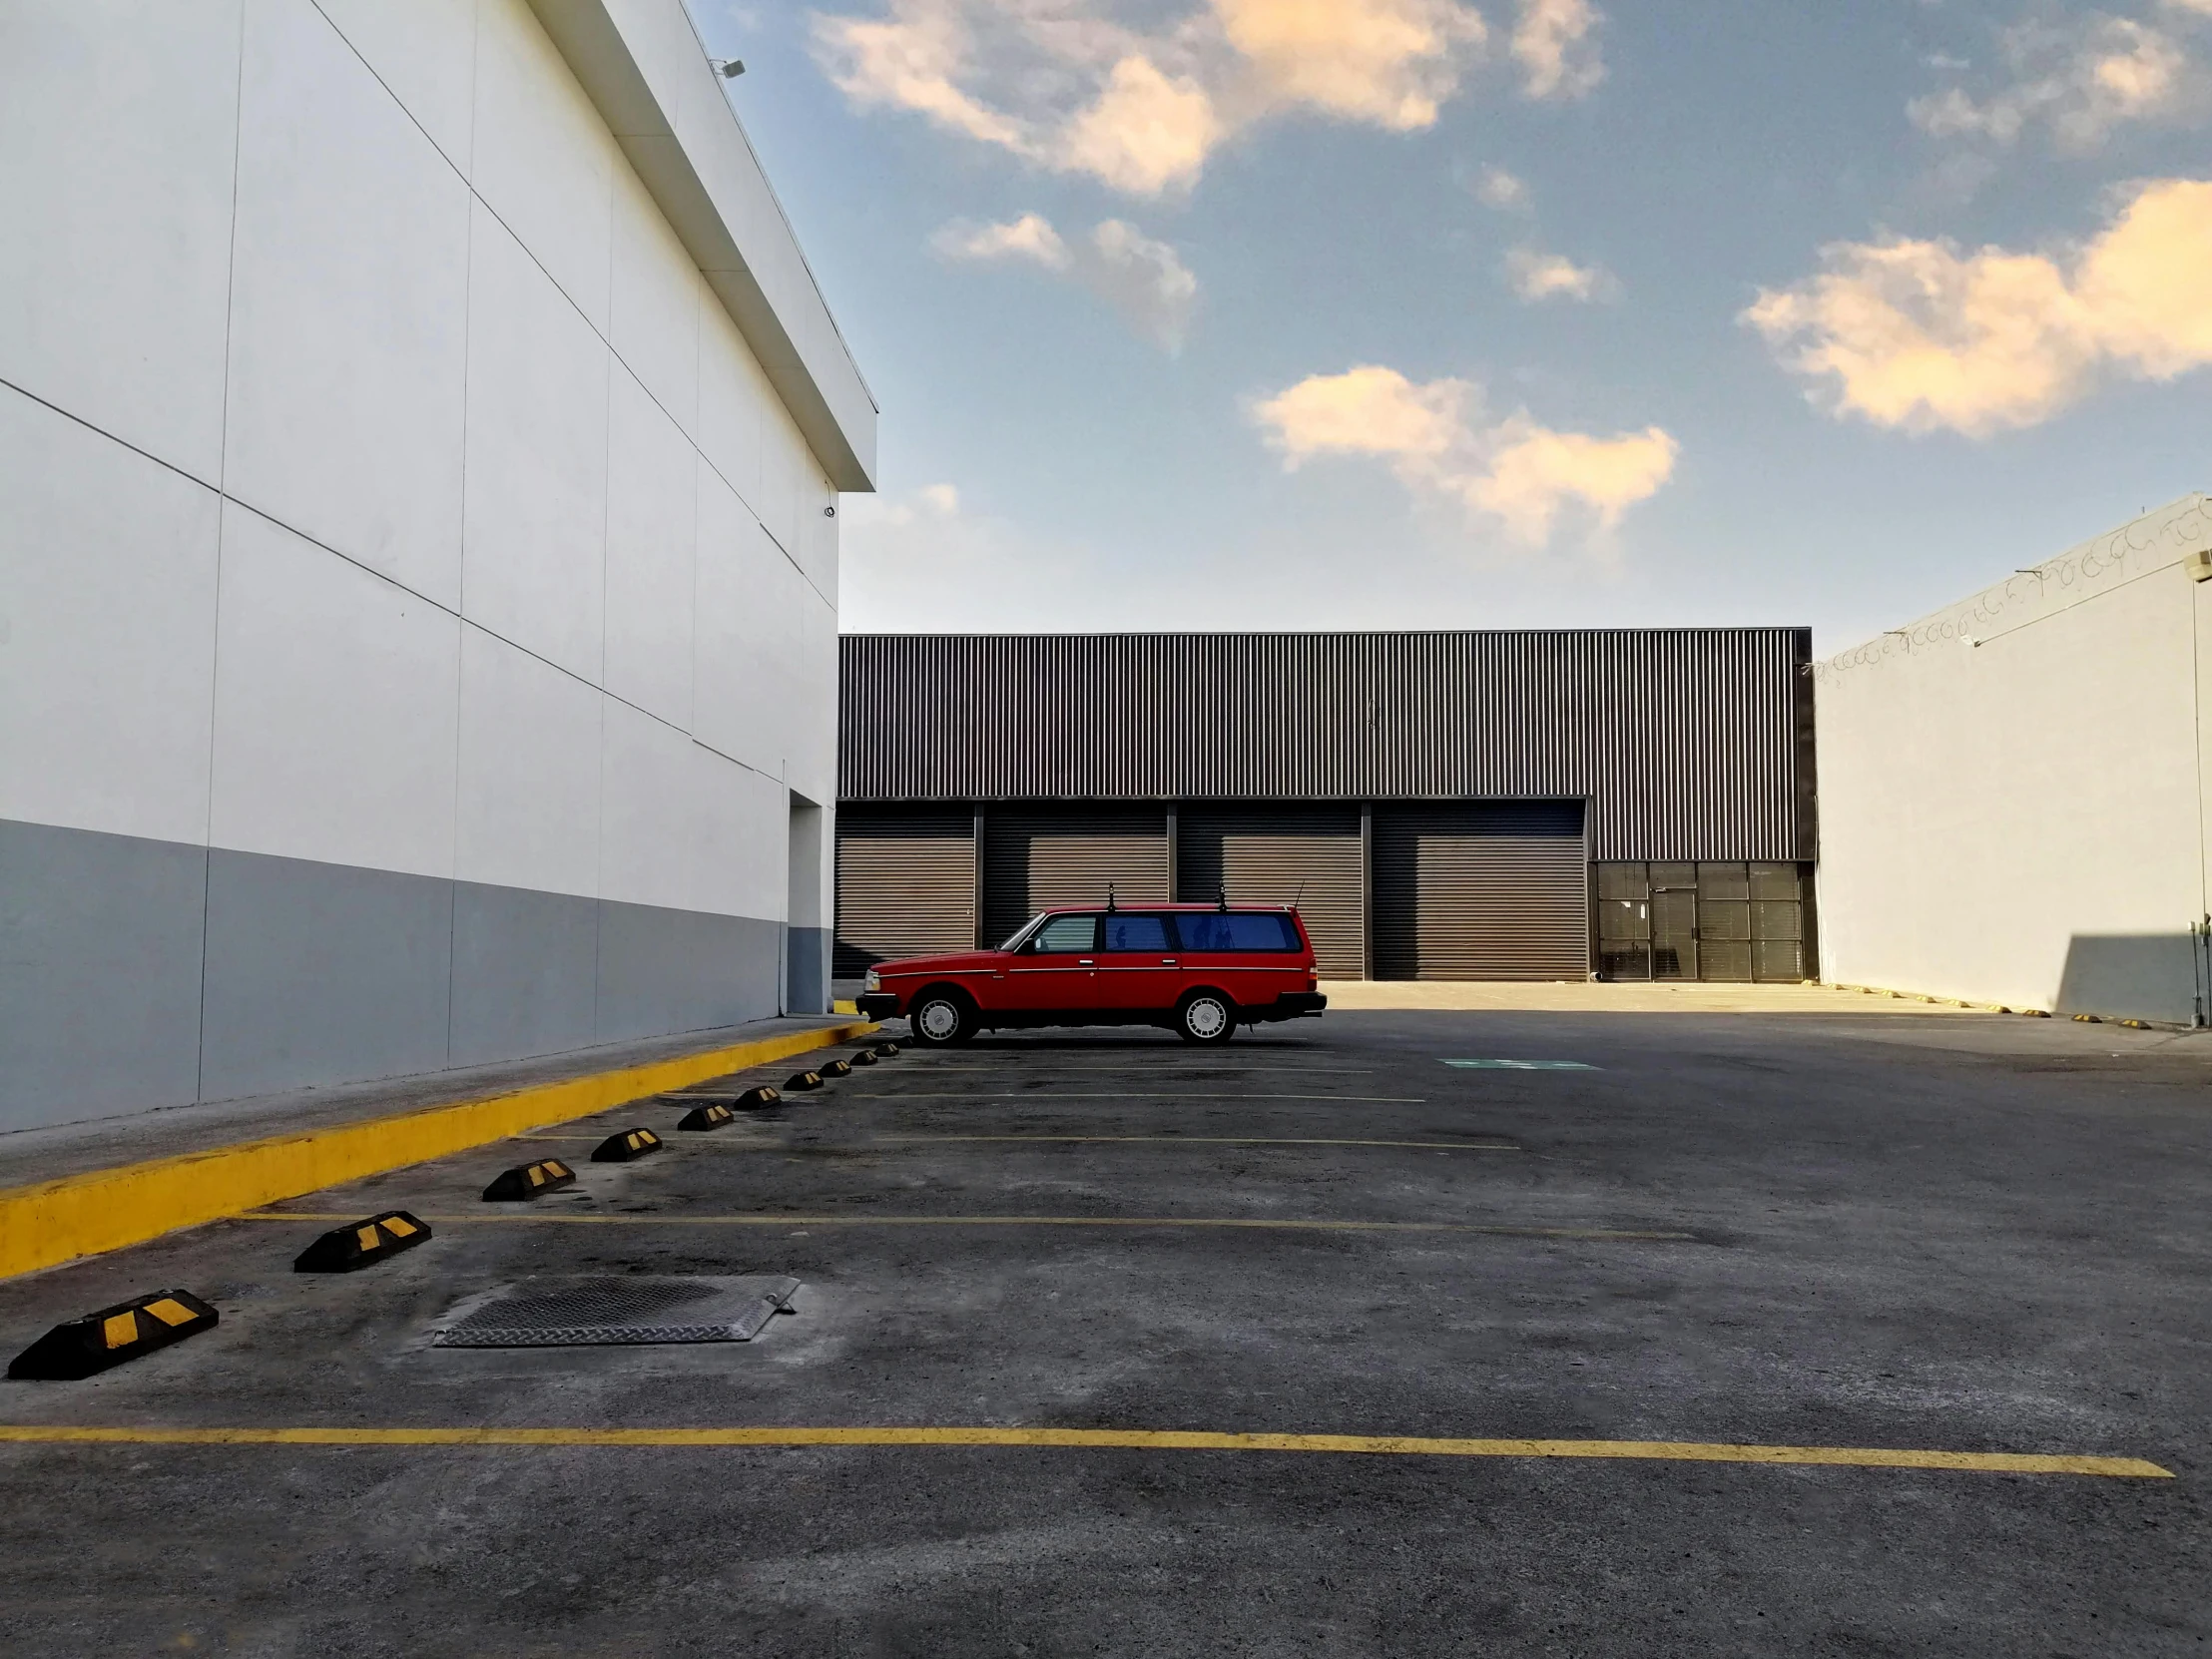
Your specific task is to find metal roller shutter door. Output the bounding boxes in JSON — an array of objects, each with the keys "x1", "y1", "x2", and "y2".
[
  {"x1": 833, "y1": 810, "x2": 976, "y2": 976},
  {"x1": 1374, "y1": 802, "x2": 1588, "y2": 980},
  {"x1": 980, "y1": 808, "x2": 1170, "y2": 948},
  {"x1": 1178, "y1": 806, "x2": 1365, "y2": 977}
]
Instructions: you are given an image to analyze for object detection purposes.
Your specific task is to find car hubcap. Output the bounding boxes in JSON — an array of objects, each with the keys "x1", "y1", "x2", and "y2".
[
  {"x1": 918, "y1": 1000, "x2": 959, "y2": 1039},
  {"x1": 1187, "y1": 998, "x2": 1227, "y2": 1038}
]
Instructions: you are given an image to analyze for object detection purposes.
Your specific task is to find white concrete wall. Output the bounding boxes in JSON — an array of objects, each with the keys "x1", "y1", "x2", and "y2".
[
  {"x1": 0, "y1": 0, "x2": 861, "y2": 1119},
  {"x1": 1815, "y1": 496, "x2": 2212, "y2": 1022}
]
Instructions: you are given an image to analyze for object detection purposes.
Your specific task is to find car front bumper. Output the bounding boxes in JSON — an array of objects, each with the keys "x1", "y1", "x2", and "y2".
[{"x1": 856, "y1": 992, "x2": 901, "y2": 1020}]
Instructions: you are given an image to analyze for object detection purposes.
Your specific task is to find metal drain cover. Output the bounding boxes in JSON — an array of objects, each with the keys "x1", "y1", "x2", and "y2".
[{"x1": 431, "y1": 1276, "x2": 801, "y2": 1348}]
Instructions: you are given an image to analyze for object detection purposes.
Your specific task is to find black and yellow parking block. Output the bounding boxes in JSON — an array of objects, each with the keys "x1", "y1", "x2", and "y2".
[
  {"x1": 871, "y1": 1042, "x2": 901, "y2": 1059},
  {"x1": 848, "y1": 1050, "x2": 878, "y2": 1067},
  {"x1": 734, "y1": 1085, "x2": 781, "y2": 1109},
  {"x1": 591, "y1": 1127, "x2": 665, "y2": 1163},
  {"x1": 820, "y1": 1059, "x2": 852, "y2": 1079},
  {"x1": 784, "y1": 1071, "x2": 824, "y2": 1092},
  {"x1": 482, "y1": 1160, "x2": 577, "y2": 1202},
  {"x1": 7, "y1": 1289, "x2": 220, "y2": 1381},
  {"x1": 678, "y1": 1102, "x2": 736, "y2": 1131},
  {"x1": 292, "y1": 1211, "x2": 432, "y2": 1273}
]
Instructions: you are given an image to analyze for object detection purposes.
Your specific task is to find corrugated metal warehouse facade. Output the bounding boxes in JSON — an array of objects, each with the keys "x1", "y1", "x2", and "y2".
[{"x1": 836, "y1": 630, "x2": 1818, "y2": 983}]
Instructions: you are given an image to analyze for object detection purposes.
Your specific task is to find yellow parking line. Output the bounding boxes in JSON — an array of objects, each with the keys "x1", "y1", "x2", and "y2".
[
  {"x1": 506, "y1": 1134, "x2": 1519, "y2": 1152},
  {"x1": 0, "y1": 1424, "x2": 2166, "y2": 1477},
  {"x1": 854, "y1": 1093, "x2": 1425, "y2": 1103},
  {"x1": 245, "y1": 1212, "x2": 1690, "y2": 1241},
  {"x1": 873, "y1": 1136, "x2": 1520, "y2": 1152}
]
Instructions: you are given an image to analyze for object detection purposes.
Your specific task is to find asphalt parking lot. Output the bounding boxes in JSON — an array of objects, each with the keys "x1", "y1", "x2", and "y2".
[{"x1": 1, "y1": 1009, "x2": 2207, "y2": 1656}]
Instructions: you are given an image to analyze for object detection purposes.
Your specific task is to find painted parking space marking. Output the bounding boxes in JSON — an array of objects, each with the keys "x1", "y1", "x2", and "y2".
[
  {"x1": 871, "y1": 1136, "x2": 1521, "y2": 1152},
  {"x1": 0, "y1": 1424, "x2": 2167, "y2": 1477},
  {"x1": 246, "y1": 1212, "x2": 1690, "y2": 1242},
  {"x1": 900, "y1": 1067, "x2": 1377, "y2": 1075},
  {"x1": 853, "y1": 1093, "x2": 1427, "y2": 1103},
  {"x1": 1442, "y1": 1060, "x2": 1598, "y2": 1071},
  {"x1": 510, "y1": 1134, "x2": 1517, "y2": 1153}
]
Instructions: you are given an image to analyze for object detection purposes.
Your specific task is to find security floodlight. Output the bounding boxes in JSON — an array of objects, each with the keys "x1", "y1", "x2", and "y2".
[{"x1": 711, "y1": 57, "x2": 745, "y2": 78}]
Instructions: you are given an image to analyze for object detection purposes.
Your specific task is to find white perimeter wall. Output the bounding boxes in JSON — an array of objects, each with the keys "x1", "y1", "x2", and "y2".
[
  {"x1": 1, "y1": 0, "x2": 841, "y2": 934},
  {"x1": 1815, "y1": 496, "x2": 2212, "y2": 1022}
]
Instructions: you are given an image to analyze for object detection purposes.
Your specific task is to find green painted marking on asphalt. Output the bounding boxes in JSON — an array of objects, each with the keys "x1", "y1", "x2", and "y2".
[{"x1": 1441, "y1": 1059, "x2": 1599, "y2": 1071}]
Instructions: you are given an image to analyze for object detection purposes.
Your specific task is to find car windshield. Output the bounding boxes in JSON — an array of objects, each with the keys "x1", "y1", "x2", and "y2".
[{"x1": 997, "y1": 914, "x2": 1045, "y2": 951}]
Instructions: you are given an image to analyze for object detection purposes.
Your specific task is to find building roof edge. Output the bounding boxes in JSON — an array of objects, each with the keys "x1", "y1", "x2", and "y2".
[{"x1": 526, "y1": 0, "x2": 877, "y2": 491}]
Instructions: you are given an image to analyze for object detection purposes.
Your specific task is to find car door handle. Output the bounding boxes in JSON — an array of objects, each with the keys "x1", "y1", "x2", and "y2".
[
  {"x1": 1161, "y1": 958, "x2": 1177, "y2": 965},
  {"x1": 1078, "y1": 958, "x2": 1094, "y2": 965}
]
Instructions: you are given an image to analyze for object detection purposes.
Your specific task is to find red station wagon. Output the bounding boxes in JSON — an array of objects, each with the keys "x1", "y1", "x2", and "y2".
[{"x1": 855, "y1": 902, "x2": 1329, "y2": 1046}]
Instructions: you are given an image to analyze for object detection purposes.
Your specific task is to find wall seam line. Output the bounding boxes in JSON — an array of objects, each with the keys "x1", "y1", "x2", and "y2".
[{"x1": 196, "y1": 0, "x2": 251, "y2": 1107}]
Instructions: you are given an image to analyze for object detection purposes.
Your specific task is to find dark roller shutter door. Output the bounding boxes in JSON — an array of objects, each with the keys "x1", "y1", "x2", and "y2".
[
  {"x1": 1373, "y1": 801, "x2": 1588, "y2": 980},
  {"x1": 833, "y1": 809, "x2": 975, "y2": 976},
  {"x1": 980, "y1": 808, "x2": 1170, "y2": 948},
  {"x1": 1178, "y1": 806, "x2": 1365, "y2": 977}
]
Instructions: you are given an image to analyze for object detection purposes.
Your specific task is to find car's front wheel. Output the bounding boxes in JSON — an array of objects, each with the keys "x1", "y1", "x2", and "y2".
[
  {"x1": 908, "y1": 988, "x2": 975, "y2": 1048},
  {"x1": 1176, "y1": 989, "x2": 1237, "y2": 1045}
]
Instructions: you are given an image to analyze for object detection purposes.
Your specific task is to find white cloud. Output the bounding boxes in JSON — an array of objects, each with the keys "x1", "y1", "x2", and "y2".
[
  {"x1": 814, "y1": 1, "x2": 1030, "y2": 148},
  {"x1": 1056, "y1": 53, "x2": 1222, "y2": 195},
  {"x1": 1249, "y1": 364, "x2": 1677, "y2": 545},
  {"x1": 929, "y1": 211, "x2": 1071, "y2": 268},
  {"x1": 847, "y1": 480, "x2": 967, "y2": 529},
  {"x1": 1256, "y1": 364, "x2": 1468, "y2": 463},
  {"x1": 1212, "y1": 0, "x2": 1488, "y2": 128},
  {"x1": 1511, "y1": 0, "x2": 1605, "y2": 100},
  {"x1": 1466, "y1": 416, "x2": 1677, "y2": 543},
  {"x1": 1909, "y1": 14, "x2": 2202, "y2": 152},
  {"x1": 813, "y1": 0, "x2": 1496, "y2": 196},
  {"x1": 1744, "y1": 177, "x2": 2212, "y2": 435},
  {"x1": 931, "y1": 212, "x2": 1199, "y2": 349},
  {"x1": 1504, "y1": 245, "x2": 1617, "y2": 302},
  {"x1": 1475, "y1": 165, "x2": 1531, "y2": 211},
  {"x1": 1085, "y1": 219, "x2": 1200, "y2": 349}
]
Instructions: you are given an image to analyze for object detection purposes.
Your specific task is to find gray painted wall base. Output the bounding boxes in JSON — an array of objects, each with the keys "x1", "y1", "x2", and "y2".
[
  {"x1": 0, "y1": 819, "x2": 207, "y2": 1120},
  {"x1": 1, "y1": 818, "x2": 787, "y2": 1133},
  {"x1": 786, "y1": 925, "x2": 829, "y2": 1014}
]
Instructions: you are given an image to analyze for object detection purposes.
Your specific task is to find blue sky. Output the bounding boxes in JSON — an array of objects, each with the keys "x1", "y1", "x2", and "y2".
[{"x1": 698, "y1": 0, "x2": 2210, "y2": 652}]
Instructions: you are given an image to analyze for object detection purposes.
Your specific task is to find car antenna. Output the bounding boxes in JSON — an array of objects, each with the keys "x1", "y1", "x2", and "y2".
[
  {"x1": 1106, "y1": 883, "x2": 1117, "y2": 913},
  {"x1": 1291, "y1": 876, "x2": 1308, "y2": 911},
  {"x1": 1217, "y1": 886, "x2": 1229, "y2": 912}
]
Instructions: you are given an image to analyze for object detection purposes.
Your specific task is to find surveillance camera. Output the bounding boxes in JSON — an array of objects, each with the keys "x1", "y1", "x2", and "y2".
[{"x1": 712, "y1": 58, "x2": 746, "y2": 79}]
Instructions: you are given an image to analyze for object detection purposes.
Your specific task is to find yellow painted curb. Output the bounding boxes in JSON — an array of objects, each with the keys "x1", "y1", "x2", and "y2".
[
  {"x1": 0, "y1": 1021, "x2": 874, "y2": 1282},
  {"x1": 0, "y1": 1424, "x2": 2170, "y2": 1477}
]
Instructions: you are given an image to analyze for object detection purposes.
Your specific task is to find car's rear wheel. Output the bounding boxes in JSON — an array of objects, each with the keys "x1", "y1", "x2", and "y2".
[
  {"x1": 1176, "y1": 989, "x2": 1236, "y2": 1045},
  {"x1": 908, "y1": 988, "x2": 975, "y2": 1048}
]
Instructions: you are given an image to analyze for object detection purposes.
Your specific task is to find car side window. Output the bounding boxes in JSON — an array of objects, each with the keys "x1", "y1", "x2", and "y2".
[
  {"x1": 1172, "y1": 912, "x2": 1300, "y2": 952},
  {"x1": 1102, "y1": 913, "x2": 1170, "y2": 952},
  {"x1": 1029, "y1": 914, "x2": 1099, "y2": 953}
]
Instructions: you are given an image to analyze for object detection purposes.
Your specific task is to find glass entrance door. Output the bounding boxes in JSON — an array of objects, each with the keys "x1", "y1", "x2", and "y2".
[
  {"x1": 1593, "y1": 861, "x2": 1811, "y2": 980},
  {"x1": 1650, "y1": 864, "x2": 1699, "y2": 980}
]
